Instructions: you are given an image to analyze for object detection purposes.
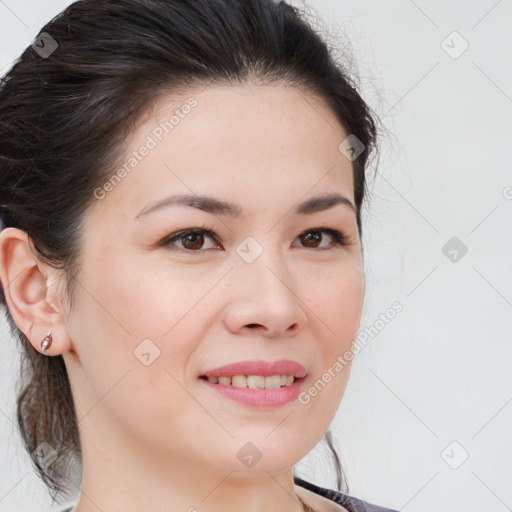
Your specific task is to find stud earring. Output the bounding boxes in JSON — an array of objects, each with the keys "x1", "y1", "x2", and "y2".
[{"x1": 40, "y1": 331, "x2": 53, "y2": 354}]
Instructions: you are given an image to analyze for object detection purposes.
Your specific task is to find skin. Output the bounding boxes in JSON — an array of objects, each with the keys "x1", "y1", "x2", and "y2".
[{"x1": 0, "y1": 83, "x2": 365, "y2": 512}]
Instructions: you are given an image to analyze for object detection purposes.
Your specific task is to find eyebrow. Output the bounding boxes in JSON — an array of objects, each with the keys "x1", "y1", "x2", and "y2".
[{"x1": 134, "y1": 192, "x2": 356, "y2": 219}]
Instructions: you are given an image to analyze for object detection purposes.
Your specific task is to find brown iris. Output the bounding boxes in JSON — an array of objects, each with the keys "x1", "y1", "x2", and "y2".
[
  {"x1": 298, "y1": 230, "x2": 323, "y2": 248},
  {"x1": 181, "y1": 233, "x2": 205, "y2": 250}
]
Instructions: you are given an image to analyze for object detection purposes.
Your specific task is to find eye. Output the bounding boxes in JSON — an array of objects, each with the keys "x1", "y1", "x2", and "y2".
[
  {"x1": 159, "y1": 225, "x2": 220, "y2": 252},
  {"x1": 159, "y1": 225, "x2": 348, "y2": 253},
  {"x1": 293, "y1": 227, "x2": 347, "y2": 249}
]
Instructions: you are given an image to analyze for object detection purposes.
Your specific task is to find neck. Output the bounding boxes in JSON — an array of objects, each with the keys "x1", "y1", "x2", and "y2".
[{"x1": 70, "y1": 413, "x2": 308, "y2": 512}]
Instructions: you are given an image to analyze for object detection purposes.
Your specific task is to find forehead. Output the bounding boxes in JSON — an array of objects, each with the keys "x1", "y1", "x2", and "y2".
[
  {"x1": 91, "y1": 83, "x2": 354, "y2": 221},
  {"x1": 153, "y1": 82, "x2": 349, "y2": 161}
]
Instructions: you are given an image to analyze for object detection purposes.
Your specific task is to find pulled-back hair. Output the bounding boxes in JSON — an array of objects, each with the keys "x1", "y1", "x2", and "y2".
[{"x1": 0, "y1": 0, "x2": 379, "y2": 502}]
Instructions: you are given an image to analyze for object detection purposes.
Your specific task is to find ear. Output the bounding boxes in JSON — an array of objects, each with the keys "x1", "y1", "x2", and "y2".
[{"x1": 0, "y1": 227, "x2": 72, "y2": 355}]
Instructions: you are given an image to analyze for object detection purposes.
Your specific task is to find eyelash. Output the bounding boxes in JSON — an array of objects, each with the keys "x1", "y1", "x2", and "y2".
[{"x1": 159, "y1": 222, "x2": 348, "y2": 253}]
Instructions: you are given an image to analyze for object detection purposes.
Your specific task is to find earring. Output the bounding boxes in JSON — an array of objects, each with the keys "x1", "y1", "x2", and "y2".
[{"x1": 40, "y1": 331, "x2": 53, "y2": 354}]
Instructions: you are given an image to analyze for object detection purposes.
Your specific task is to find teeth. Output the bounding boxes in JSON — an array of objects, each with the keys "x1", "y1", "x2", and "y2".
[
  {"x1": 233, "y1": 375, "x2": 249, "y2": 388},
  {"x1": 206, "y1": 375, "x2": 296, "y2": 388}
]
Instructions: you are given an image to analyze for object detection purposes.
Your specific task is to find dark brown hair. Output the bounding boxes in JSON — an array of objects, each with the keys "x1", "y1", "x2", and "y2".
[{"x1": 0, "y1": 0, "x2": 379, "y2": 502}]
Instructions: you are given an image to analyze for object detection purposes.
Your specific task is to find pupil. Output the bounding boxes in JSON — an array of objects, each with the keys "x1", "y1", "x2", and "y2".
[
  {"x1": 303, "y1": 231, "x2": 320, "y2": 247},
  {"x1": 184, "y1": 233, "x2": 203, "y2": 250}
]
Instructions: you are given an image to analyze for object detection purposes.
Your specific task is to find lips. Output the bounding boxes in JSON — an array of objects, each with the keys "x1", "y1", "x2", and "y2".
[{"x1": 199, "y1": 359, "x2": 307, "y2": 379}]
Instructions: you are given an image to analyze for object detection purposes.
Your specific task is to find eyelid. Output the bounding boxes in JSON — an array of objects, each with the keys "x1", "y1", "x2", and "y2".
[
  {"x1": 158, "y1": 225, "x2": 220, "y2": 250},
  {"x1": 159, "y1": 224, "x2": 350, "y2": 252},
  {"x1": 295, "y1": 226, "x2": 348, "y2": 248}
]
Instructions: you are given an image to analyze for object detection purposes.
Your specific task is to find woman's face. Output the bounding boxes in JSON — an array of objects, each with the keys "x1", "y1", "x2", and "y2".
[{"x1": 62, "y1": 83, "x2": 364, "y2": 478}]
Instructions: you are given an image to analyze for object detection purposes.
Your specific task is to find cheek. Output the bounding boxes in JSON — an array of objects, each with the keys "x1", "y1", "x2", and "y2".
[
  {"x1": 298, "y1": 264, "x2": 363, "y2": 414},
  {"x1": 64, "y1": 261, "x2": 201, "y2": 447},
  {"x1": 304, "y1": 263, "x2": 364, "y2": 344},
  {"x1": 112, "y1": 257, "x2": 220, "y2": 334},
  {"x1": 64, "y1": 251, "x2": 199, "y2": 408}
]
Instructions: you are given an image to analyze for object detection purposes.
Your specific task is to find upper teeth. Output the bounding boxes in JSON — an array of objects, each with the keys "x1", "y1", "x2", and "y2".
[{"x1": 207, "y1": 375, "x2": 295, "y2": 389}]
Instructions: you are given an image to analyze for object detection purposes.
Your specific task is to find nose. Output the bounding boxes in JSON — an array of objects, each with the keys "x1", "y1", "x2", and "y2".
[{"x1": 222, "y1": 252, "x2": 308, "y2": 338}]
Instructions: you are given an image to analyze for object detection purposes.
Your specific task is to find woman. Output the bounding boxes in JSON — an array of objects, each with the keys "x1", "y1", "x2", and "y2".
[{"x1": 0, "y1": 1, "x2": 398, "y2": 511}]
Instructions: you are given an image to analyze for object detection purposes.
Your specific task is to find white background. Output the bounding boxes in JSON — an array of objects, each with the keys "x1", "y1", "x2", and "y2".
[{"x1": 0, "y1": 1, "x2": 511, "y2": 511}]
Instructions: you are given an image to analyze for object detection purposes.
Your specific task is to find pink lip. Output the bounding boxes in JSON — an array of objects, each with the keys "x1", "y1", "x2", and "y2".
[
  {"x1": 198, "y1": 360, "x2": 308, "y2": 409},
  {"x1": 199, "y1": 375, "x2": 307, "y2": 409},
  {"x1": 199, "y1": 359, "x2": 307, "y2": 378}
]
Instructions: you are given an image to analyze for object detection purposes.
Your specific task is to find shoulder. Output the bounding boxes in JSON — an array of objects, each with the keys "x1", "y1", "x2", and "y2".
[{"x1": 294, "y1": 477, "x2": 400, "y2": 512}]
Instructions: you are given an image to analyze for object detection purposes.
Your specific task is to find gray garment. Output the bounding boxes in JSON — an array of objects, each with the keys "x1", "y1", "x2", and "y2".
[{"x1": 295, "y1": 477, "x2": 400, "y2": 512}]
